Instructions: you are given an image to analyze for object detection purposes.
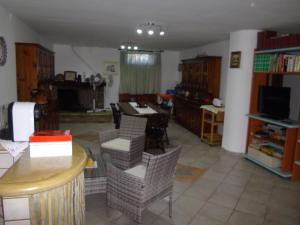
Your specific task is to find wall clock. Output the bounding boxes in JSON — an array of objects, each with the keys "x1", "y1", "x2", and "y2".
[{"x1": 0, "y1": 37, "x2": 7, "y2": 66}]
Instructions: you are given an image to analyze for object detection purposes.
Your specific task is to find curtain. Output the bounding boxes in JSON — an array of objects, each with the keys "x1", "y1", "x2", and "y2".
[{"x1": 120, "y1": 51, "x2": 161, "y2": 94}]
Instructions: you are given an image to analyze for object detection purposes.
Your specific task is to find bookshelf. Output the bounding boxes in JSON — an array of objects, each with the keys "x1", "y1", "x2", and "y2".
[
  {"x1": 292, "y1": 131, "x2": 300, "y2": 181},
  {"x1": 246, "y1": 42, "x2": 300, "y2": 179}
]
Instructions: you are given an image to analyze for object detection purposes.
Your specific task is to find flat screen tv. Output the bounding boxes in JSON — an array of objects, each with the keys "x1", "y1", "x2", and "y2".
[{"x1": 258, "y1": 86, "x2": 291, "y2": 120}]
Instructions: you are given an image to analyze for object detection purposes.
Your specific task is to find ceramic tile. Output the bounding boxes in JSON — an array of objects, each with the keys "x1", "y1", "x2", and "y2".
[
  {"x1": 198, "y1": 202, "x2": 232, "y2": 223},
  {"x1": 3, "y1": 197, "x2": 29, "y2": 221},
  {"x1": 189, "y1": 215, "x2": 225, "y2": 225},
  {"x1": 235, "y1": 198, "x2": 266, "y2": 216},
  {"x1": 227, "y1": 211, "x2": 264, "y2": 225},
  {"x1": 208, "y1": 193, "x2": 239, "y2": 209}
]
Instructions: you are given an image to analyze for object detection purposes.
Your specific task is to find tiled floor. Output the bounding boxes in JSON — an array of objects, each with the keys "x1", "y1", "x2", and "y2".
[{"x1": 61, "y1": 121, "x2": 300, "y2": 225}]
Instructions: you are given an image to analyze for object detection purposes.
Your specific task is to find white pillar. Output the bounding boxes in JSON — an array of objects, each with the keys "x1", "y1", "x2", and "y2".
[{"x1": 222, "y1": 30, "x2": 260, "y2": 153}]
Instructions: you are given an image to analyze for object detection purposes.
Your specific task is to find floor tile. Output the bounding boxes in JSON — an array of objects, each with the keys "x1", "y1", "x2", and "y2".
[
  {"x1": 62, "y1": 121, "x2": 300, "y2": 225},
  {"x1": 198, "y1": 202, "x2": 232, "y2": 223},
  {"x1": 227, "y1": 211, "x2": 264, "y2": 225},
  {"x1": 208, "y1": 193, "x2": 239, "y2": 209},
  {"x1": 235, "y1": 198, "x2": 266, "y2": 216},
  {"x1": 189, "y1": 214, "x2": 225, "y2": 225}
]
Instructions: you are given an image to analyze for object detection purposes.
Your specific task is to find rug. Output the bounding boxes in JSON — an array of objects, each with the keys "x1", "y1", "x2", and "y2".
[
  {"x1": 73, "y1": 131, "x2": 99, "y2": 143},
  {"x1": 175, "y1": 164, "x2": 205, "y2": 182}
]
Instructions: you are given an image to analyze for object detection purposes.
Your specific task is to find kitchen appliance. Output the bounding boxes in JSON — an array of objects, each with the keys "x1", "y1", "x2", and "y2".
[{"x1": 8, "y1": 102, "x2": 41, "y2": 142}]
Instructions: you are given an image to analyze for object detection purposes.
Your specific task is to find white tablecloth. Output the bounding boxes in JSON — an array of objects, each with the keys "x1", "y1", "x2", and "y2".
[{"x1": 129, "y1": 102, "x2": 157, "y2": 114}]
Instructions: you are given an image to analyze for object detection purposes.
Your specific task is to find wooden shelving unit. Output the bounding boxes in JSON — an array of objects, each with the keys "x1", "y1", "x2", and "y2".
[
  {"x1": 201, "y1": 107, "x2": 224, "y2": 145},
  {"x1": 246, "y1": 114, "x2": 298, "y2": 177},
  {"x1": 246, "y1": 44, "x2": 300, "y2": 179},
  {"x1": 292, "y1": 131, "x2": 300, "y2": 181}
]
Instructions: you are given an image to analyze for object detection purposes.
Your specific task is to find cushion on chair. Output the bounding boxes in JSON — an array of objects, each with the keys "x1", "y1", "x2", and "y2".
[
  {"x1": 101, "y1": 138, "x2": 130, "y2": 152},
  {"x1": 125, "y1": 164, "x2": 146, "y2": 179}
]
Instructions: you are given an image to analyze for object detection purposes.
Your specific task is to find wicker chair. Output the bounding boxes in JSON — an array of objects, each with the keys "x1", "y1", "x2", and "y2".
[
  {"x1": 99, "y1": 115, "x2": 147, "y2": 169},
  {"x1": 106, "y1": 146, "x2": 181, "y2": 225}
]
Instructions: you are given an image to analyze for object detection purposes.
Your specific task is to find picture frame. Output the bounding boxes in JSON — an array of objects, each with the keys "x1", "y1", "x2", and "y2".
[
  {"x1": 230, "y1": 51, "x2": 241, "y2": 68},
  {"x1": 64, "y1": 71, "x2": 77, "y2": 81},
  {"x1": 103, "y1": 61, "x2": 118, "y2": 75}
]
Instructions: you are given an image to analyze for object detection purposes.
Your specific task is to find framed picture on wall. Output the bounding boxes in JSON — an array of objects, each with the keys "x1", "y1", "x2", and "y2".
[
  {"x1": 103, "y1": 61, "x2": 118, "y2": 75},
  {"x1": 64, "y1": 71, "x2": 77, "y2": 81},
  {"x1": 230, "y1": 51, "x2": 241, "y2": 68}
]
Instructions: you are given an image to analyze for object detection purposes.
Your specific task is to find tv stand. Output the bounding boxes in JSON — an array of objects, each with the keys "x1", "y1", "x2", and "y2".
[
  {"x1": 247, "y1": 113, "x2": 298, "y2": 128},
  {"x1": 246, "y1": 114, "x2": 298, "y2": 178}
]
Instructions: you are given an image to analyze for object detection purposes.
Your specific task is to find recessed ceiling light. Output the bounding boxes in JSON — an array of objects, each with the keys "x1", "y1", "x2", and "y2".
[
  {"x1": 159, "y1": 31, "x2": 165, "y2": 36},
  {"x1": 120, "y1": 45, "x2": 125, "y2": 49},
  {"x1": 127, "y1": 46, "x2": 132, "y2": 50},
  {"x1": 250, "y1": 2, "x2": 255, "y2": 7},
  {"x1": 137, "y1": 29, "x2": 143, "y2": 34},
  {"x1": 133, "y1": 46, "x2": 138, "y2": 50},
  {"x1": 148, "y1": 30, "x2": 154, "y2": 35}
]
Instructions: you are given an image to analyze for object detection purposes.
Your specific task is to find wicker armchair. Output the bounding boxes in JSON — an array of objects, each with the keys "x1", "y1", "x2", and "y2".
[
  {"x1": 99, "y1": 115, "x2": 147, "y2": 169},
  {"x1": 106, "y1": 146, "x2": 181, "y2": 225}
]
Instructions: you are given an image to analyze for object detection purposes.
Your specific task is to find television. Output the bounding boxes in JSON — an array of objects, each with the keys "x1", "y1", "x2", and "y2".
[{"x1": 258, "y1": 86, "x2": 291, "y2": 120}]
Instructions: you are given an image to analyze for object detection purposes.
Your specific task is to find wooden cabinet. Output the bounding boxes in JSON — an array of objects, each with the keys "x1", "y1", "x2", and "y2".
[
  {"x1": 174, "y1": 96, "x2": 202, "y2": 135},
  {"x1": 174, "y1": 56, "x2": 221, "y2": 136},
  {"x1": 16, "y1": 43, "x2": 58, "y2": 130}
]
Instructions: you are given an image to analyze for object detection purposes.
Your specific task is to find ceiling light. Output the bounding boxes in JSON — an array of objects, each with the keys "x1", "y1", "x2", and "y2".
[
  {"x1": 136, "y1": 22, "x2": 165, "y2": 37},
  {"x1": 136, "y1": 29, "x2": 143, "y2": 34},
  {"x1": 120, "y1": 42, "x2": 139, "y2": 51},
  {"x1": 148, "y1": 30, "x2": 154, "y2": 35}
]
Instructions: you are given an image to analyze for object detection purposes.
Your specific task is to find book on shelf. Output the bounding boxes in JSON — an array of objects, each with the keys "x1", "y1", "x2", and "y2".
[
  {"x1": 29, "y1": 130, "x2": 72, "y2": 158},
  {"x1": 254, "y1": 53, "x2": 300, "y2": 73}
]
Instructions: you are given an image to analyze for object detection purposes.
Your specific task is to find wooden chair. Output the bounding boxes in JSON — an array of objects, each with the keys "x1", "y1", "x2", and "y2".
[
  {"x1": 110, "y1": 103, "x2": 121, "y2": 129},
  {"x1": 146, "y1": 113, "x2": 169, "y2": 152}
]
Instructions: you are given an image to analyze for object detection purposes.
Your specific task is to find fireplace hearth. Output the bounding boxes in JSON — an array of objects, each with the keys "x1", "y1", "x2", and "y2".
[{"x1": 54, "y1": 81, "x2": 105, "y2": 112}]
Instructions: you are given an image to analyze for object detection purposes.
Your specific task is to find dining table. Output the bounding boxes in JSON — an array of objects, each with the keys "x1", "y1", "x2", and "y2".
[{"x1": 118, "y1": 102, "x2": 168, "y2": 117}]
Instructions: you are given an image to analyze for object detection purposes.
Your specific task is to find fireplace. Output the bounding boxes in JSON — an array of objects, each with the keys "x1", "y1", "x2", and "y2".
[{"x1": 54, "y1": 81, "x2": 105, "y2": 112}]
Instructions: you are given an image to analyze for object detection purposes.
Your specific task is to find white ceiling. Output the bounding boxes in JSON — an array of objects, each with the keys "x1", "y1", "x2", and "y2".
[{"x1": 1, "y1": 0, "x2": 300, "y2": 50}]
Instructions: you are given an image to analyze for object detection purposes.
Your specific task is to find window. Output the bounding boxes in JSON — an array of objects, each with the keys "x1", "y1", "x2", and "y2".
[
  {"x1": 127, "y1": 53, "x2": 156, "y2": 65},
  {"x1": 120, "y1": 51, "x2": 161, "y2": 94}
]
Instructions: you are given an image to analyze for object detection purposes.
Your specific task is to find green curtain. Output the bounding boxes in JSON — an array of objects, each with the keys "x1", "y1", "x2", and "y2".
[{"x1": 120, "y1": 51, "x2": 161, "y2": 94}]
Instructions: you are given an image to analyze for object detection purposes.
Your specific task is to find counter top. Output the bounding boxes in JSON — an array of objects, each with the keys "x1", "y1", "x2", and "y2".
[{"x1": 0, "y1": 143, "x2": 87, "y2": 197}]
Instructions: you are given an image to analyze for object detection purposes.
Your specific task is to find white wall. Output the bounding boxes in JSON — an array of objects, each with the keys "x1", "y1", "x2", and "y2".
[
  {"x1": 283, "y1": 76, "x2": 300, "y2": 120},
  {"x1": 161, "y1": 51, "x2": 180, "y2": 93},
  {"x1": 180, "y1": 40, "x2": 229, "y2": 101},
  {"x1": 222, "y1": 30, "x2": 259, "y2": 153},
  {"x1": 0, "y1": 4, "x2": 52, "y2": 125},
  {"x1": 54, "y1": 44, "x2": 120, "y2": 108},
  {"x1": 54, "y1": 44, "x2": 180, "y2": 107}
]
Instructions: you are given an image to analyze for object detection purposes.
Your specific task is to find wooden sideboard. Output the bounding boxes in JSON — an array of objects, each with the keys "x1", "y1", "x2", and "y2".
[
  {"x1": 174, "y1": 56, "x2": 221, "y2": 136},
  {"x1": 16, "y1": 43, "x2": 58, "y2": 130}
]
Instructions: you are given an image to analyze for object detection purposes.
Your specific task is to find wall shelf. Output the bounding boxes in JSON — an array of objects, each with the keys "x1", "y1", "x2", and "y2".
[
  {"x1": 244, "y1": 154, "x2": 292, "y2": 178},
  {"x1": 256, "y1": 47, "x2": 300, "y2": 54}
]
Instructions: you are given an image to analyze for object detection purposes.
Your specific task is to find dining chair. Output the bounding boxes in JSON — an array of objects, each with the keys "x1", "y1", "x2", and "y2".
[
  {"x1": 99, "y1": 115, "x2": 147, "y2": 169},
  {"x1": 106, "y1": 146, "x2": 181, "y2": 225},
  {"x1": 110, "y1": 103, "x2": 121, "y2": 129},
  {"x1": 146, "y1": 113, "x2": 169, "y2": 151}
]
